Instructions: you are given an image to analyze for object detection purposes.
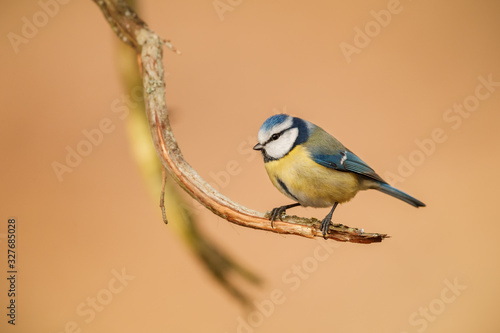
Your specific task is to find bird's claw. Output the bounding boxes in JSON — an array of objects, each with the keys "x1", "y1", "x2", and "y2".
[
  {"x1": 320, "y1": 218, "x2": 331, "y2": 239},
  {"x1": 268, "y1": 203, "x2": 301, "y2": 228},
  {"x1": 269, "y1": 207, "x2": 286, "y2": 228}
]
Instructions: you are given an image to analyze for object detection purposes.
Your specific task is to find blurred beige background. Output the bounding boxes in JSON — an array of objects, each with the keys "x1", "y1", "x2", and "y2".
[{"x1": 1, "y1": 1, "x2": 500, "y2": 332}]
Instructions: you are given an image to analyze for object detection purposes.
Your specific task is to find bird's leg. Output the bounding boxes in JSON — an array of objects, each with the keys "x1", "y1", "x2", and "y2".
[
  {"x1": 269, "y1": 203, "x2": 301, "y2": 228},
  {"x1": 320, "y1": 202, "x2": 339, "y2": 239}
]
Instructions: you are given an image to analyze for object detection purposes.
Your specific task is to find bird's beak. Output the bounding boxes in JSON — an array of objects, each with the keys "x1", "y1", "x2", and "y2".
[{"x1": 253, "y1": 143, "x2": 264, "y2": 151}]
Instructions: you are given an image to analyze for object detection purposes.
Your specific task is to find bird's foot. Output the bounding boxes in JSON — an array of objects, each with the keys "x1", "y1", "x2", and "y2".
[
  {"x1": 319, "y1": 202, "x2": 339, "y2": 239},
  {"x1": 269, "y1": 206, "x2": 287, "y2": 228},
  {"x1": 269, "y1": 203, "x2": 301, "y2": 228},
  {"x1": 320, "y1": 217, "x2": 331, "y2": 239}
]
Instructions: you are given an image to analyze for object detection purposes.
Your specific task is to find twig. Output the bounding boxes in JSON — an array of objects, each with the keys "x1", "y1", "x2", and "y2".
[
  {"x1": 160, "y1": 166, "x2": 168, "y2": 224},
  {"x1": 92, "y1": 0, "x2": 388, "y2": 244}
]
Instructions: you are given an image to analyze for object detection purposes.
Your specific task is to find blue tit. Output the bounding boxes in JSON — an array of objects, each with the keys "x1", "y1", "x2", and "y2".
[{"x1": 253, "y1": 114, "x2": 425, "y2": 238}]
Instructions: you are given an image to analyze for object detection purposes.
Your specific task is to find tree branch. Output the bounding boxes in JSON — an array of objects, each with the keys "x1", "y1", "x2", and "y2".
[{"x1": 92, "y1": 0, "x2": 388, "y2": 244}]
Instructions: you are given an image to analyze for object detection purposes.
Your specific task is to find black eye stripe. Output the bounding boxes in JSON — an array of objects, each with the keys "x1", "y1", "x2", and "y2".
[{"x1": 265, "y1": 129, "x2": 287, "y2": 145}]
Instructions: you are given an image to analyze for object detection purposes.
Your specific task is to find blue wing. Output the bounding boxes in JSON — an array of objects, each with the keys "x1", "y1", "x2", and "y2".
[{"x1": 312, "y1": 150, "x2": 386, "y2": 183}]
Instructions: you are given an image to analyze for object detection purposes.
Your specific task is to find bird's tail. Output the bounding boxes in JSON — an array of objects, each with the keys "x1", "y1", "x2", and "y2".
[{"x1": 376, "y1": 183, "x2": 426, "y2": 208}]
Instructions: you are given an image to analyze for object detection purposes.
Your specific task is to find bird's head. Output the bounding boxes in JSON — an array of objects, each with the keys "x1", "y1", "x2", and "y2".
[{"x1": 253, "y1": 114, "x2": 311, "y2": 161}]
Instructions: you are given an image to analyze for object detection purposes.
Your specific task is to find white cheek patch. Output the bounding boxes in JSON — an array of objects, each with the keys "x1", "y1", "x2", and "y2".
[{"x1": 265, "y1": 127, "x2": 299, "y2": 159}]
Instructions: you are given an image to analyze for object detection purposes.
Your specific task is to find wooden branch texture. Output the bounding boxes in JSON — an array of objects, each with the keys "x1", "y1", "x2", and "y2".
[{"x1": 92, "y1": 0, "x2": 388, "y2": 244}]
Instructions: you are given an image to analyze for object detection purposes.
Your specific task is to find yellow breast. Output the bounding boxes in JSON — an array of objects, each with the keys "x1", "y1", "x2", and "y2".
[{"x1": 264, "y1": 145, "x2": 361, "y2": 207}]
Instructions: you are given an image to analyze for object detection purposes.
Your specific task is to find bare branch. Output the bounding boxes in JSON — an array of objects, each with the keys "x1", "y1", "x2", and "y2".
[{"x1": 92, "y1": 0, "x2": 388, "y2": 244}]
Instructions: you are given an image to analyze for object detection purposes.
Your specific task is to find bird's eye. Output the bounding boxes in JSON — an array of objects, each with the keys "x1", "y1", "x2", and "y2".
[{"x1": 271, "y1": 133, "x2": 280, "y2": 141}]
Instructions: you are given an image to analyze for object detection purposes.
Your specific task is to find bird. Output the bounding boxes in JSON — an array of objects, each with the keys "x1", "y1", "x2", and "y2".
[{"x1": 253, "y1": 114, "x2": 425, "y2": 238}]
